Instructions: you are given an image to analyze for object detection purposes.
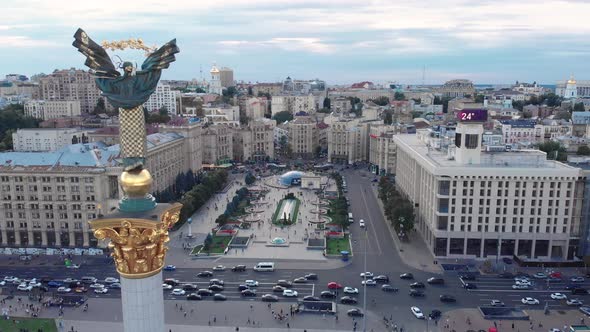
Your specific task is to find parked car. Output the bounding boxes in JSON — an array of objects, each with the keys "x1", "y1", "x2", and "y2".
[
  {"x1": 459, "y1": 274, "x2": 476, "y2": 281},
  {"x1": 498, "y1": 272, "x2": 514, "y2": 278},
  {"x1": 571, "y1": 276, "x2": 585, "y2": 283},
  {"x1": 17, "y1": 284, "x2": 32, "y2": 292},
  {"x1": 439, "y1": 295, "x2": 456, "y2": 303},
  {"x1": 104, "y1": 277, "x2": 119, "y2": 284},
  {"x1": 533, "y1": 272, "x2": 547, "y2": 279},
  {"x1": 89, "y1": 283, "x2": 105, "y2": 289},
  {"x1": 502, "y1": 257, "x2": 513, "y2": 265},
  {"x1": 74, "y1": 287, "x2": 88, "y2": 293},
  {"x1": 400, "y1": 273, "x2": 414, "y2": 280},
  {"x1": 48, "y1": 281, "x2": 63, "y2": 288},
  {"x1": 463, "y1": 283, "x2": 477, "y2": 289},
  {"x1": 567, "y1": 299, "x2": 584, "y2": 306},
  {"x1": 108, "y1": 283, "x2": 121, "y2": 289},
  {"x1": 57, "y1": 287, "x2": 71, "y2": 293},
  {"x1": 429, "y1": 309, "x2": 442, "y2": 320}
]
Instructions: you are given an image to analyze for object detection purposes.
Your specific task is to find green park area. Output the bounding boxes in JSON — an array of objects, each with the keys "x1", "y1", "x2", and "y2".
[
  {"x1": 326, "y1": 235, "x2": 351, "y2": 255},
  {"x1": 0, "y1": 317, "x2": 57, "y2": 332},
  {"x1": 191, "y1": 235, "x2": 233, "y2": 255}
]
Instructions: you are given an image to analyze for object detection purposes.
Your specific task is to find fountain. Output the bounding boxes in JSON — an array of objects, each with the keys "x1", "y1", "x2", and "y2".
[{"x1": 271, "y1": 237, "x2": 286, "y2": 244}]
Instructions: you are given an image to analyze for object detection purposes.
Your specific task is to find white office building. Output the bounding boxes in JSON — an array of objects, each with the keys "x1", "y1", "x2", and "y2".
[
  {"x1": 144, "y1": 84, "x2": 178, "y2": 115},
  {"x1": 394, "y1": 120, "x2": 584, "y2": 260},
  {"x1": 24, "y1": 100, "x2": 81, "y2": 120},
  {"x1": 12, "y1": 128, "x2": 91, "y2": 152}
]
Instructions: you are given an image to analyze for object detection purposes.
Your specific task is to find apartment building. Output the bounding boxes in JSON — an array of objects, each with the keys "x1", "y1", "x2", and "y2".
[
  {"x1": 369, "y1": 124, "x2": 398, "y2": 175},
  {"x1": 271, "y1": 94, "x2": 316, "y2": 116},
  {"x1": 287, "y1": 116, "x2": 318, "y2": 158},
  {"x1": 39, "y1": 69, "x2": 102, "y2": 114},
  {"x1": 202, "y1": 124, "x2": 233, "y2": 165},
  {"x1": 144, "y1": 83, "x2": 178, "y2": 115},
  {"x1": 12, "y1": 128, "x2": 90, "y2": 152},
  {"x1": 24, "y1": 100, "x2": 81, "y2": 120}
]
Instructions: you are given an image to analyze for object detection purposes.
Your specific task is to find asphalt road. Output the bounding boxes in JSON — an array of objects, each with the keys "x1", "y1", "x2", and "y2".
[{"x1": 2, "y1": 168, "x2": 589, "y2": 331}]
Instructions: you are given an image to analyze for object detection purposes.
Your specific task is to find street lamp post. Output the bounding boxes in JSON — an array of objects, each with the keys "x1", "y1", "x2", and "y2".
[
  {"x1": 187, "y1": 217, "x2": 193, "y2": 238},
  {"x1": 362, "y1": 227, "x2": 368, "y2": 332}
]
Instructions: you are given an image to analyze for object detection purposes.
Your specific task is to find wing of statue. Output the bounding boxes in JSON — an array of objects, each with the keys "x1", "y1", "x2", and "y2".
[
  {"x1": 72, "y1": 28, "x2": 120, "y2": 78},
  {"x1": 140, "y1": 39, "x2": 179, "y2": 72}
]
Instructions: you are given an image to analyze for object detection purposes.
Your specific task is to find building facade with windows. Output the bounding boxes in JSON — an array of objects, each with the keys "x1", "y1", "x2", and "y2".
[
  {"x1": 287, "y1": 116, "x2": 318, "y2": 158},
  {"x1": 12, "y1": 128, "x2": 91, "y2": 152},
  {"x1": 38, "y1": 69, "x2": 103, "y2": 114},
  {"x1": 393, "y1": 123, "x2": 584, "y2": 260},
  {"x1": 144, "y1": 83, "x2": 178, "y2": 115},
  {"x1": 202, "y1": 124, "x2": 233, "y2": 164},
  {"x1": 24, "y1": 100, "x2": 81, "y2": 120},
  {"x1": 219, "y1": 67, "x2": 234, "y2": 88},
  {"x1": 271, "y1": 94, "x2": 316, "y2": 116},
  {"x1": 369, "y1": 124, "x2": 398, "y2": 175}
]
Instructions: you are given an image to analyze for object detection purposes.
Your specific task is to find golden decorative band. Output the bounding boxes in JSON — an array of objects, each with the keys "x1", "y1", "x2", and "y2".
[
  {"x1": 89, "y1": 203, "x2": 182, "y2": 279},
  {"x1": 101, "y1": 38, "x2": 158, "y2": 56}
]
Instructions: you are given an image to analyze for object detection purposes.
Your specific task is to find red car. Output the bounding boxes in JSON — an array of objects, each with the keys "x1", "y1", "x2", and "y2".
[
  {"x1": 550, "y1": 271, "x2": 562, "y2": 279},
  {"x1": 328, "y1": 282, "x2": 343, "y2": 289}
]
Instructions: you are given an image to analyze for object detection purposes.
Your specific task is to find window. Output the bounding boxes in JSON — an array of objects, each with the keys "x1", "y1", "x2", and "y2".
[
  {"x1": 455, "y1": 133, "x2": 462, "y2": 147},
  {"x1": 464, "y1": 134, "x2": 479, "y2": 149}
]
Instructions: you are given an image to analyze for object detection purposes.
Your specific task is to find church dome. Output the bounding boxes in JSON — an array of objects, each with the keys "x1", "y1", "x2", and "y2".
[
  {"x1": 210, "y1": 65, "x2": 220, "y2": 74},
  {"x1": 567, "y1": 75, "x2": 576, "y2": 85}
]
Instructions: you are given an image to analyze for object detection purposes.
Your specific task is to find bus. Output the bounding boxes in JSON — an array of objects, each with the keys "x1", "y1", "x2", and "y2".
[{"x1": 253, "y1": 262, "x2": 275, "y2": 272}]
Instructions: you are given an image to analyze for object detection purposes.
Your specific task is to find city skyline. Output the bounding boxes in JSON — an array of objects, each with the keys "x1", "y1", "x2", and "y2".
[{"x1": 1, "y1": 0, "x2": 589, "y2": 84}]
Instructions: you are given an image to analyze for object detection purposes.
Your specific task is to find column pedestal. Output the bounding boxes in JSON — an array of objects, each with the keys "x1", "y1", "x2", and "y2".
[{"x1": 120, "y1": 271, "x2": 165, "y2": 332}]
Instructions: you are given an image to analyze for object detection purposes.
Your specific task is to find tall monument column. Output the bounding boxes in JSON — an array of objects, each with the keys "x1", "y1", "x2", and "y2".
[{"x1": 73, "y1": 28, "x2": 180, "y2": 332}]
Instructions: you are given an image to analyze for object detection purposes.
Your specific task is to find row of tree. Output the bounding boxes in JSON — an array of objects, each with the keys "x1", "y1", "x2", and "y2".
[
  {"x1": 176, "y1": 170, "x2": 228, "y2": 229},
  {"x1": 0, "y1": 104, "x2": 41, "y2": 151},
  {"x1": 154, "y1": 169, "x2": 201, "y2": 203},
  {"x1": 215, "y1": 187, "x2": 250, "y2": 226},
  {"x1": 329, "y1": 172, "x2": 349, "y2": 231},
  {"x1": 378, "y1": 177, "x2": 415, "y2": 235}
]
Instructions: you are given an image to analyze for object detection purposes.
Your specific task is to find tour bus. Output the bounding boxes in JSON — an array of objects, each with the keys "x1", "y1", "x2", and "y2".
[
  {"x1": 253, "y1": 262, "x2": 275, "y2": 272},
  {"x1": 348, "y1": 212, "x2": 354, "y2": 223}
]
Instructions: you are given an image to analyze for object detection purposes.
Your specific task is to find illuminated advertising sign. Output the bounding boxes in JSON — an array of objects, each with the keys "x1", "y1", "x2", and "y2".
[{"x1": 456, "y1": 109, "x2": 488, "y2": 122}]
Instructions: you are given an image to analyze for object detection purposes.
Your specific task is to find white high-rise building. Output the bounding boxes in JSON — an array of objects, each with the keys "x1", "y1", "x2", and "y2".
[
  {"x1": 393, "y1": 112, "x2": 584, "y2": 260},
  {"x1": 209, "y1": 64, "x2": 222, "y2": 95},
  {"x1": 144, "y1": 84, "x2": 178, "y2": 115},
  {"x1": 12, "y1": 128, "x2": 90, "y2": 152}
]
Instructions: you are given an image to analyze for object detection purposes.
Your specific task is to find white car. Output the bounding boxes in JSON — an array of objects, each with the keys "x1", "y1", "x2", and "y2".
[
  {"x1": 0, "y1": 281, "x2": 5, "y2": 286},
  {"x1": 360, "y1": 272, "x2": 374, "y2": 278},
  {"x1": 66, "y1": 264, "x2": 80, "y2": 269},
  {"x1": 411, "y1": 306, "x2": 424, "y2": 319},
  {"x1": 162, "y1": 284, "x2": 173, "y2": 290},
  {"x1": 512, "y1": 284, "x2": 530, "y2": 290},
  {"x1": 283, "y1": 289, "x2": 298, "y2": 297},
  {"x1": 521, "y1": 297, "x2": 540, "y2": 305},
  {"x1": 549, "y1": 329, "x2": 562, "y2": 332},
  {"x1": 245, "y1": 280, "x2": 259, "y2": 287},
  {"x1": 17, "y1": 284, "x2": 32, "y2": 291},
  {"x1": 28, "y1": 281, "x2": 41, "y2": 288},
  {"x1": 359, "y1": 219, "x2": 366, "y2": 228},
  {"x1": 344, "y1": 287, "x2": 359, "y2": 294},
  {"x1": 550, "y1": 293, "x2": 567, "y2": 300},
  {"x1": 533, "y1": 272, "x2": 547, "y2": 279},
  {"x1": 57, "y1": 287, "x2": 71, "y2": 293},
  {"x1": 490, "y1": 300, "x2": 504, "y2": 306},
  {"x1": 514, "y1": 276, "x2": 529, "y2": 282},
  {"x1": 515, "y1": 280, "x2": 532, "y2": 286},
  {"x1": 212, "y1": 265, "x2": 226, "y2": 271},
  {"x1": 361, "y1": 279, "x2": 377, "y2": 286},
  {"x1": 567, "y1": 299, "x2": 583, "y2": 306},
  {"x1": 571, "y1": 276, "x2": 585, "y2": 282},
  {"x1": 89, "y1": 283, "x2": 105, "y2": 289},
  {"x1": 3, "y1": 276, "x2": 18, "y2": 282},
  {"x1": 64, "y1": 278, "x2": 79, "y2": 283},
  {"x1": 171, "y1": 289, "x2": 186, "y2": 296},
  {"x1": 104, "y1": 277, "x2": 119, "y2": 284},
  {"x1": 94, "y1": 287, "x2": 108, "y2": 294}
]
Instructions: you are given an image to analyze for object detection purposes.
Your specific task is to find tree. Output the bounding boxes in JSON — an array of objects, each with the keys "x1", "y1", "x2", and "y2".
[
  {"x1": 474, "y1": 94, "x2": 485, "y2": 103},
  {"x1": 523, "y1": 111, "x2": 532, "y2": 119},
  {"x1": 537, "y1": 141, "x2": 567, "y2": 161},
  {"x1": 0, "y1": 105, "x2": 40, "y2": 151},
  {"x1": 323, "y1": 97, "x2": 331, "y2": 109},
  {"x1": 394, "y1": 92, "x2": 405, "y2": 101},
  {"x1": 513, "y1": 101, "x2": 524, "y2": 111},
  {"x1": 577, "y1": 145, "x2": 590, "y2": 156},
  {"x1": 195, "y1": 87, "x2": 206, "y2": 93},
  {"x1": 245, "y1": 173, "x2": 256, "y2": 185},
  {"x1": 158, "y1": 106, "x2": 169, "y2": 116},
  {"x1": 203, "y1": 233, "x2": 213, "y2": 252},
  {"x1": 433, "y1": 96, "x2": 442, "y2": 105},
  {"x1": 371, "y1": 96, "x2": 390, "y2": 106},
  {"x1": 411, "y1": 98, "x2": 421, "y2": 104},
  {"x1": 555, "y1": 111, "x2": 572, "y2": 121},
  {"x1": 93, "y1": 97, "x2": 106, "y2": 115},
  {"x1": 383, "y1": 111, "x2": 393, "y2": 125},
  {"x1": 574, "y1": 102, "x2": 586, "y2": 112},
  {"x1": 272, "y1": 111, "x2": 293, "y2": 123}
]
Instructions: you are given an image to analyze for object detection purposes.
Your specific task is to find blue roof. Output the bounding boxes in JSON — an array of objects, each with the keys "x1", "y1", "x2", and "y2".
[{"x1": 498, "y1": 119, "x2": 537, "y2": 128}]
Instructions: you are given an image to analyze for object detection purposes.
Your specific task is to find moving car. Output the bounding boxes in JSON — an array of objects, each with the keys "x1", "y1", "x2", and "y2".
[
  {"x1": 108, "y1": 283, "x2": 121, "y2": 289},
  {"x1": 382, "y1": 284, "x2": 398, "y2": 292},
  {"x1": 231, "y1": 265, "x2": 247, "y2": 272},
  {"x1": 439, "y1": 295, "x2": 456, "y2": 303},
  {"x1": 409, "y1": 289, "x2": 424, "y2": 297},
  {"x1": 359, "y1": 219, "x2": 366, "y2": 228},
  {"x1": 48, "y1": 281, "x2": 63, "y2": 288},
  {"x1": 276, "y1": 280, "x2": 292, "y2": 288},
  {"x1": 567, "y1": 299, "x2": 584, "y2": 306},
  {"x1": 209, "y1": 279, "x2": 225, "y2": 286},
  {"x1": 245, "y1": 280, "x2": 259, "y2": 287},
  {"x1": 321, "y1": 291, "x2": 337, "y2": 298},
  {"x1": 344, "y1": 287, "x2": 359, "y2": 294},
  {"x1": 411, "y1": 306, "x2": 424, "y2": 319},
  {"x1": 81, "y1": 277, "x2": 98, "y2": 284},
  {"x1": 410, "y1": 282, "x2": 425, "y2": 288},
  {"x1": 328, "y1": 282, "x2": 343, "y2": 289},
  {"x1": 104, "y1": 277, "x2": 119, "y2": 284},
  {"x1": 171, "y1": 289, "x2": 186, "y2": 296},
  {"x1": 498, "y1": 272, "x2": 514, "y2": 278},
  {"x1": 197, "y1": 289, "x2": 213, "y2": 296},
  {"x1": 302, "y1": 296, "x2": 320, "y2": 302},
  {"x1": 213, "y1": 294, "x2": 227, "y2": 301},
  {"x1": 490, "y1": 300, "x2": 505, "y2": 306},
  {"x1": 74, "y1": 287, "x2": 88, "y2": 293},
  {"x1": 57, "y1": 287, "x2": 71, "y2": 293},
  {"x1": 94, "y1": 288, "x2": 108, "y2": 294},
  {"x1": 187, "y1": 293, "x2": 202, "y2": 301},
  {"x1": 89, "y1": 283, "x2": 105, "y2": 289},
  {"x1": 197, "y1": 271, "x2": 213, "y2": 278},
  {"x1": 463, "y1": 283, "x2": 477, "y2": 289},
  {"x1": 521, "y1": 297, "x2": 540, "y2": 305},
  {"x1": 360, "y1": 272, "x2": 374, "y2": 278},
  {"x1": 282, "y1": 289, "x2": 298, "y2": 297},
  {"x1": 272, "y1": 285, "x2": 286, "y2": 293},
  {"x1": 373, "y1": 275, "x2": 389, "y2": 283},
  {"x1": 293, "y1": 277, "x2": 307, "y2": 283},
  {"x1": 261, "y1": 294, "x2": 279, "y2": 302},
  {"x1": 551, "y1": 293, "x2": 567, "y2": 300},
  {"x1": 361, "y1": 279, "x2": 377, "y2": 286},
  {"x1": 429, "y1": 310, "x2": 442, "y2": 320},
  {"x1": 238, "y1": 285, "x2": 249, "y2": 291},
  {"x1": 241, "y1": 289, "x2": 257, "y2": 297},
  {"x1": 163, "y1": 265, "x2": 176, "y2": 271},
  {"x1": 427, "y1": 277, "x2": 444, "y2": 285},
  {"x1": 208, "y1": 285, "x2": 224, "y2": 292},
  {"x1": 512, "y1": 284, "x2": 530, "y2": 290},
  {"x1": 340, "y1": 296, "x2": 357, "y2": 304},
  {"x1": 347, "y1": 308, "x2": 364, "y2": 317},
  {"x1": 304, "y1": 273, "x2": 318, "y2": 280},
  {"x1": 400, "y1": 273, "x2": 414, "y2": 280},
  {"x1": 212, "y1": 265, "x2": 226, "y2": 272},
  {"x1": 182, "y1": 284, "x2": 198, "y2": 291},
  {"x1": 162, "y1": 284, "x2": 173, "y2": 290},
  {"x1": 571, "y1": 276, "x2": 585, "y2": 283},
  {"x1": 572, "y1": 288, "x2": 589, "y2": 295},
  {"x1": 533, "y1": 272, "x2": 547, "y2": 279},
  {"x1": 459, "y1": 274, "x2": 476, "y2": 281},
  {"x1": 164, "y1": 279, "x2": 180, "y2": 286}
]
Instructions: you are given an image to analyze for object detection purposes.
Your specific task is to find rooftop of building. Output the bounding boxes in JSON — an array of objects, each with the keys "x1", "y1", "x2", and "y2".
[
  {"x1": 394, "y1": 132, "x2": 577, "y2": 171},
  {"x1": 498, "y1": 119, "x2": 538, "y2": 128}
]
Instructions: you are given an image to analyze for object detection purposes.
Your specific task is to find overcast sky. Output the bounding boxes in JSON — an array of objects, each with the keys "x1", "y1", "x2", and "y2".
[{"x1": 1, "y1": 0, "x2": 589, "y2": 84}]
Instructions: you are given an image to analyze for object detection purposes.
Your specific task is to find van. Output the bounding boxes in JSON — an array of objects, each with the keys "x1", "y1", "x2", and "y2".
[
  {"x1": 348, "y1": 213, "x2": 354, "y2": 223},
  {"x1": 253, "y1": 262, "x2": 275, "y2": 272}
]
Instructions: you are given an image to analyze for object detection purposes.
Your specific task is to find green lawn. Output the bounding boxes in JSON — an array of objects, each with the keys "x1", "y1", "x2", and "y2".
[
  {"x1": 0, "y1": 317, "x2": 57, "y2": 332},
  {"x1": 326, "y1": 235, "x2": 351, "y2": 255},
  {"x1": 208, "y1": 236, "x2": 232, "y2": 254}
]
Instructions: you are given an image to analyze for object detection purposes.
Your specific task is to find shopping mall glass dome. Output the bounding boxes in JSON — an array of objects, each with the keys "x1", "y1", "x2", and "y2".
[{"x1": 279, "y1": 171, "x2": 304, "y2": 186}]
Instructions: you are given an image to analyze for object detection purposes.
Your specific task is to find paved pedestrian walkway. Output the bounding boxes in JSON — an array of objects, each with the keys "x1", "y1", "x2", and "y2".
[{"x1": 371, "y1": 182, "x2": 441, "y2": 274}]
